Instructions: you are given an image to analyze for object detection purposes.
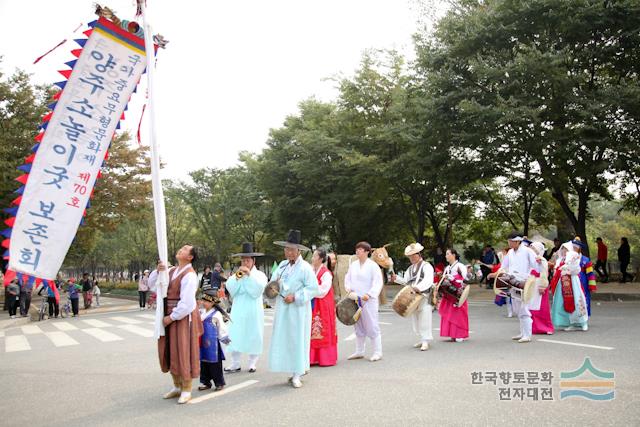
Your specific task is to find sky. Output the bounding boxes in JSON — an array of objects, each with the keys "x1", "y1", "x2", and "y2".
[{"x1": 0, "y1": 0, "x2": 430, "y2": 181}]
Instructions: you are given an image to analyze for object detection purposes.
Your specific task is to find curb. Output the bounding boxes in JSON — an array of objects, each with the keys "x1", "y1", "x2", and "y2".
[{"x1": 592, "y1": 293, "x2": 640, "y2": 302}]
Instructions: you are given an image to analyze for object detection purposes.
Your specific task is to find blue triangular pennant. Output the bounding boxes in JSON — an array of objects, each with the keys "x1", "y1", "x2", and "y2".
[
  {"x1": 87, "y1": 20, "x2": 97, "y2": 28},
  {"x1": 47, "y1": 101, "x2": 58, "y2": 110},
  {"x1": 80, "y1": 217, "x2": 86, "y2": 226},
  {"x1": 64, "y1": 59, "x2": 78, "y2": 69},
  {"x1": 54, "y1": 81, "x2": 67, "y2": 90},
  {"x1": 17, "y1": 164, "x2": 32, "y2": 173},
  {"x1": 74, "y1": 38, "x2": 87, "y2": 48},
  {"x1": 85, "y1": 199, "x2": 91, "y2": 209},
  {"x1": 14, "y1": 185, "x2": 25, "y2": 195},
  {"x1": 3, "y1": 249, "x2": 9, "y2": 258},
  {"x1": 39, "y1": 121, "x2": 49, "y2": 130},
  {"x1": 3, "y1": 207, "x2": 18, "y2": 215},
  {"x1": 116, "y1": 122, "x2": 121, "y2": 130},
  {"x1": 31, "y1": 143, "x2": 40, "y2": 153},
  {"x1": 0, "y1": 229, "x2": 11, "y2": 238}
]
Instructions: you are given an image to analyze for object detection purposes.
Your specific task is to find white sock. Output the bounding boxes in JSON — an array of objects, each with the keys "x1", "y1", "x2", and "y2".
[{"x1": 248, "y1": 354, "x2": 259, "y2": 369}]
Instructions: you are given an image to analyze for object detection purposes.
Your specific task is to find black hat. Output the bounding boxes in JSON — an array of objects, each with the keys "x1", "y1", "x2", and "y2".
[
  {"x1": 202, "y1": 292, "x2": 221, "y2": 305},
  {"x1": 273, "y1": 229, "x2": 310, "y2": 251},
  {"x1": 231, "y1": 242, "x2": 264, "y2": 257}
]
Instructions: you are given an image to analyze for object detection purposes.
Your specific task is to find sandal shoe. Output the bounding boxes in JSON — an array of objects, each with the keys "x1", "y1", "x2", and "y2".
[{"x1": 198, "y1": 384, "x2": 211, "y2": 391}]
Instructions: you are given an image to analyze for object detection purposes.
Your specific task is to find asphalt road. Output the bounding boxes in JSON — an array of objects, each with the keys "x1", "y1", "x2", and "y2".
[{"x1": 1, "y1": 300, "x2": 638, "y2": 426}]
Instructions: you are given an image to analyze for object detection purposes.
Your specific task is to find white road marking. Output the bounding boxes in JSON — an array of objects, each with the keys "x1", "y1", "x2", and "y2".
[
  {"x1": 379, "y1": 322, "x2": 392, "y2": 325},
  {"x1": 45, "y1": 331, "x2": 79, "y2": 347},
  {"x1": 82, "y1": 319, "x2": 113, "y2": 328},
  {"x1": 21, "y1": 325, "x2": 43, "y2": 335},
  {"x1": 136, "y1": 314, "x2": 155, "y2": 320},
  {"x1": 189, "y1": 380, "x2": 259, "y2": 404},
  {"x1": 344, "y1": 333, "x2": 356, "y2": 341},
  {"x1": 538, "y1": 338, "x2": 614, "y2": 351},
  {"x1": 117, "y1": 324, "x2": 154, "y2": 337},
  {"x1": 110, "y1": 316, "x2": 142, "y2": 324},
  {"x1": 82, "y1": 328, "x2": 123, "y2": 342},
  {"x1": 5, "y1": 335, "x2": 30, "y2": 352},
  {"x1": 53, "y1": 322, "x2": 78, "y2": 331}
]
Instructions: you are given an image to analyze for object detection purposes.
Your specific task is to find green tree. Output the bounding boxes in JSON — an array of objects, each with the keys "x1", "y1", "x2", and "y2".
[{"x1": 417, "y1": 0, "x2": 640, "y2": 256}]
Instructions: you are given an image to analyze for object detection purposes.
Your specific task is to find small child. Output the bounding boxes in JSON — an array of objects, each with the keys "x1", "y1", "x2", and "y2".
[
  {"x1": 92, "y1": 280, "x2": 101, "y2": 307},
  {"x1": 198, "y1": 293, "x2": 229, "y2": 392}
]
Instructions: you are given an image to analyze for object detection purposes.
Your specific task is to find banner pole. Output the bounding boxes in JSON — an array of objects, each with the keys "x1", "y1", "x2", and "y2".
[{"x1": 139, "y1": 0, "x2": 169, "y2": 339}]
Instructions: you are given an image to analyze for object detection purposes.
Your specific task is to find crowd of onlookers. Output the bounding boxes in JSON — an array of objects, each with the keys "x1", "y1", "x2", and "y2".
[{"x1": 3, "y1": 272, "x2": 101, "y2": 319}]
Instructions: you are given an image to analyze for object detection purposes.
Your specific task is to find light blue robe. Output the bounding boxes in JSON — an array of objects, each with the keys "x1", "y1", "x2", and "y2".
[
  {"x1": 551, "y1": 273, "x2": 588, "y2": 328},
  {"x1": 268, "y1": 255, "x2": 319, "y2": 375},
  {"x1": 226, "y1": 267, "x2": 267, "y2": 355}
]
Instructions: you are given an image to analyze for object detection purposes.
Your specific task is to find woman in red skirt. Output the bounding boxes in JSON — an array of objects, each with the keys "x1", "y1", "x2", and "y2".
[{"x1": 310, "y1": 248, "x2": 338, "y2": 366}]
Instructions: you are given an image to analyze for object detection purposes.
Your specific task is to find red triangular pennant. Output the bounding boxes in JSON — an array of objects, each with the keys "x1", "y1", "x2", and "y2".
[
  {"x1": 1, "y1": 239, "x2": 10, "y2": 249},
  {"x1": 11, "y1": 196, "x2": 22, "y2": 206},
  {"x1": 15, "y1": 173, "x2": 29, "y2": 184},
  {"x1": 120, "y1": 112, "x2": 125, "y2": 120},
  {"x1": 71, "y1": 49, "x2": 82, "y2": 58},
  {"x1": 24, "y1": 154, "x2": 35, "y2": 164},
  {"x1": 42, "y1": 111, "x2": 53, "y2": 122},
  {"x1": 83, "y1": 29, "x2": 93, "y2": 37},
  {"x1": 4, "y1": 217, "x2": 15, "y2": 227},
  {"x1": 3, "y1": 269, "x2": 16, "y2": 285},
  {"x1": 58, "y1": 69, "x2": 72, "y2": 79},
  {"x1": 34, "y1": 132, "x2": 44, "y2": 142},
  {"x1": 53, "y1": 91, "x2": 62, "y2": 100}
]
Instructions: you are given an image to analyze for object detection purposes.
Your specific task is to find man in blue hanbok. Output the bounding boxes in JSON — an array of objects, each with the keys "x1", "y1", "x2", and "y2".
[
  {"x1": 268, "y1": 230, "x2": 319, "y2": 388},
  {"x1": 225, "y1": 243, "x2": 268, "y2": 373}
]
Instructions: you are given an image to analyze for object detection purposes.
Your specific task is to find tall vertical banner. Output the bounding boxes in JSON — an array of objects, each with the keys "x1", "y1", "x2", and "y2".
[{"x1": 3, "y1": 16, "x2": 149, "y2": 283}]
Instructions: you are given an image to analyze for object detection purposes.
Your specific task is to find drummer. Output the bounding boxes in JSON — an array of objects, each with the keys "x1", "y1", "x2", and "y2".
[
  {"x1": 391, "y1": 243, "x2": 435, "y2": 351},
  {"x1": 500, "y1": 232, "x2": 540, "y2": 343},
  {"x1": 344, "y1": 241, "x2": 384, "y2": 362},
  {"x1": 439, "y1": 249, "x2": 470, "y2": 342}
]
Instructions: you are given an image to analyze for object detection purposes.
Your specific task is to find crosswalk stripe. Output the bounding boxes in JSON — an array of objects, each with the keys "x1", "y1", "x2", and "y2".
[
  {"x1": 6, "y1": 335, "x2": 30, "y2": 352},
  {"x1": 136, "y1": 314, "x2": 156, "y2": 320},
  {"x1": 189, "y1": 380, "x2": 259, "y2": 404},
  {"x1": 110, "y1": 316, "x2": 142, "y2": 324},
  {"x1": 82, "y1": 319, "x2": 112, "y2": 328},
  {"x1": 53, "y1": 322, "x2": 78, "y2": 331},
  {"x1": 21, "y1": 325, "x2": 43, "y2": 335},
  {"x1": 45, "y1": 331, "x2": 79, "y2": 347},
  {"x1": 117, "y1": 324, "x2": 154, "y2": 337},
  {"x1": 82, "y1": 328, "x2": 123, "y2": 342}
]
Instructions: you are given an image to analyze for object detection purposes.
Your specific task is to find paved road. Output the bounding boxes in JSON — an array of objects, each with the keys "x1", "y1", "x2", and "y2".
[{"x1": 1, "y1": 300, "x2": 638, "y2": 426}]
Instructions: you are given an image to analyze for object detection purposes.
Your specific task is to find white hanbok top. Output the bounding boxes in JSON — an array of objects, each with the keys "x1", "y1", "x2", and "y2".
[
  {"x1": 149, "y1": 263, "x2": 198, "y2": 321},
  {"x1": 344, "y1": 258, "x2": 383, "y2": 299},
  {"x1": 501, "y1": 246, "x2": 538, "y2": 282}
]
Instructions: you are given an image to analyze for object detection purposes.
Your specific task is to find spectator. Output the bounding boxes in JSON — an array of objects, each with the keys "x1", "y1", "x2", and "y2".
[
  {"x1": 479, "y1": 245, "x2": 496, "y2": 286},
  {"x1": 546, "y1": 238, "x2": 561, "y2": 261},
  {"x1": 200, "y1": 265, "x2": 213, "y2": 293},
  {"x1": 138, "y1": 270, "x2": 150, "y2": 310},
  {"x1": 80, "y1": 273, "x2": 92, "y2": 309},
  {"x1": 211, "y1": 263, "x2": 225, "y2": 292},
  {"x1": 38, "y1": 281, "x2": 59, "y2": 318},
  {"x1": 7, "y1": 279, "x2": 20, "y2": 319},
  {"x1": 618, "y1": 237, "x2": 634, "y2": 282},
  {"x1": 93, "y1": 280, "x2": 101, "y2": 307},
  {"x1": 134, "y1": 272, "x2": 140, "y2": 283},
  {"x1": 19, "y1": 278, "x2": 32, "y2": 317},
  {"x1": 68, "y1": 279, "x2": 81, "y2": 317},
  {"x1": 594, "y1": 237, "x2": 609, "y2": 282}
]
